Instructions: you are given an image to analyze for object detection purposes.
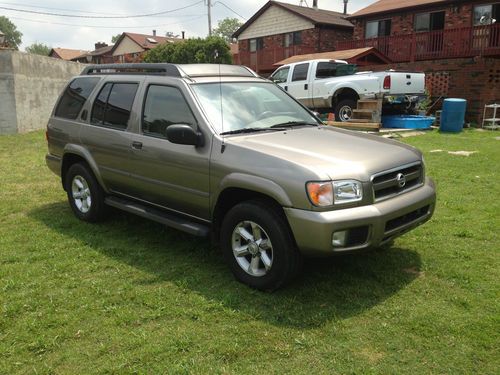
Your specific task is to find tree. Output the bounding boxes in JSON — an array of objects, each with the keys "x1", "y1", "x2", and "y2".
[
  {"x1": 0, "y1": 16, "x2": 22, "y2": 50},
  {"x1": 111, "y1": 33, "x2": 122, "y2": 44},
  {"x1": 165, "y1": 31, "x2": 179, "y2": 38},
  {"x1": 144, "y1": 36, "x2": 232, "y2": 64},
  {"x1": 25, "y1": 42, "x2": 51, "y2": 56},
  {"x1": 212, "y1": 18, "x2": 243, "y2": 42}
]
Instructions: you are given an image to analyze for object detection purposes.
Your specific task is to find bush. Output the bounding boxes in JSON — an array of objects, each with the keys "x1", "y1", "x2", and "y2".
[{"x1": 144, "y1": 36, "x2": 232, "y2": 64}]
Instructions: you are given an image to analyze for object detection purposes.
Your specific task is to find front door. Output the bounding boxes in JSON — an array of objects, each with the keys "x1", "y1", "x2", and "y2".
[
  {"x1": 126, "y1": 81, "x2": 211, "y2": 220},
  {"x1": 287, "y1": 62, "x2": 312, "y2": 107}
]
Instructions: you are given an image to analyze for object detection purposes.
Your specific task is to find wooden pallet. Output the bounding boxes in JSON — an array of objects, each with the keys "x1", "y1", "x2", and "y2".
[{"x1": 325, "y1": 121, "x2": 381, "y2": 131}]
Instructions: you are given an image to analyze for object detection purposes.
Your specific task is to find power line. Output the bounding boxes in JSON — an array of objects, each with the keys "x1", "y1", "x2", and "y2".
[
  {"x1": 0, "y1": 1, "x2": 204, "y2": 19},
  {"x1": 213, "y1": 1, "x2": 247, "y2": 21},
  {"x1": 0, "y1": 1, "x2": 126, "y2": 15},
  {"x1": 9, "y1": 14, "x2": 207, "y2": 29}
]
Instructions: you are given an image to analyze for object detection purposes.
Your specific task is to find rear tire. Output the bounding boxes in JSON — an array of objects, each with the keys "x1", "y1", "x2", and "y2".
[
  {"x1": 65, "y1": 163, "x2": 107, "y2": 222},
  {"x1": 220, "y1": 200, "x2": 302, "y2": 291},
  {"x1": 334, "y1": 99, "x2": 357, "y2": 122}
]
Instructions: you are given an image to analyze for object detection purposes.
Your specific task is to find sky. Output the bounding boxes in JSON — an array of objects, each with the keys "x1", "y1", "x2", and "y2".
[{"x1": 1, "y1": 0, "x2": 377, "y2": 51}]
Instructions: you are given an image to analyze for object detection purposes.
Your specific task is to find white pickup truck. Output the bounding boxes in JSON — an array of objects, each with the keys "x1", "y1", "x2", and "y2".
[{"x1": 269, "y1": 59, "x2": 425, "y2": 121}]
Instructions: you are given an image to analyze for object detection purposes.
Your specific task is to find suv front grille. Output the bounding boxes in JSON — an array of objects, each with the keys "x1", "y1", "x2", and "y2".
[{"x1": 372, "y1": 162, "x2": 423, "y2": 201}]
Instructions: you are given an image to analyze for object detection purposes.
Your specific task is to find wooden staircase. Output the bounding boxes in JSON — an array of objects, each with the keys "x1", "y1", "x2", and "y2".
[{"x1": 326, "y1": 99, "x2": 382, "y2": 131}]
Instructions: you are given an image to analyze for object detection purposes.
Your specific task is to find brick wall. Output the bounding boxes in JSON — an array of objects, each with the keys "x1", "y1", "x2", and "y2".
[
  {"x1": 352, "y1": 2, "x2": 475, "y2": 39},
  {"x1": 360, "y1": 56, "x2": 500, "y2": 125}
]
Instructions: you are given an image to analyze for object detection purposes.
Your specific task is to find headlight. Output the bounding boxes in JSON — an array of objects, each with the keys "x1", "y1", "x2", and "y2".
[
  {"x1": 306, "y1": 180, "x2": 363, "y2": 206},
  {"x1": 332, "y1": 180, "x2": 363, "y2": 204},
  {"x1": 306, "y1": 181, "x2": 333, "y2": 206}
]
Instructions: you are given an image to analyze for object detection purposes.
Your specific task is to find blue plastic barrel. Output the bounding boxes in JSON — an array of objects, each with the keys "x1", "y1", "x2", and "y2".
[{"x1": 440, "y1": 98, "x2": 467, "y2": 132}]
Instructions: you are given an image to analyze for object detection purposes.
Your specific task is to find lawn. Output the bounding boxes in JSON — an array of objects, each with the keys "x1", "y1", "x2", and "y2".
[{"x1": 0, "y1": 129, "x2": 498, "y2": 374}]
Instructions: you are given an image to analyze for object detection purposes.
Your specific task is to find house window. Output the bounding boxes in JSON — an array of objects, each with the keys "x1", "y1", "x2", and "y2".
[
  {"x1": 283, "y1": 31, "x2": 302, "y2": 47},
  {"x1": 365, "y1": 19, "x2": 391, "y2": 38},
  {"x1": 414, "y1": 11, "x2": 445, "y2": 32},
  {"x1": 249, "y1": 38, "x2": 264, "y2": 52},
  {"x1": 473, "y1": 3, "x2": 500, "y2": 25}
]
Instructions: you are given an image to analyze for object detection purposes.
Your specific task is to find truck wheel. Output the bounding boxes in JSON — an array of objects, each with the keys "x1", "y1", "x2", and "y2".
[
  {"x1": 334, "y1": 99, "x2": 357, "y2": 122},
  {"x1": 65, "y1": 163, "x2": 107, "y2": 222},
  {"x1": 220, "y1": 200, "x2": 302, "y2": 291}
]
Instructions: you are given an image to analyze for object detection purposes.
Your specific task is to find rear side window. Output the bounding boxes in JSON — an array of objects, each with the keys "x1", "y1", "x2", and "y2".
[
  {"x1": 91, "y1": 83, "x2": 138, "y2": 130},
  {"x1": 316, "y1": 62, "x2": 338, "y2": 78},
  {"x1": 291, "y1": 63, "x2": 309, "y2": 82},
  {"x1": 142, "y1": 85, "x2": 196, "y2": 138},
  {"x1": 55, "y1": 77, "x2": 100, "y2": 120}
]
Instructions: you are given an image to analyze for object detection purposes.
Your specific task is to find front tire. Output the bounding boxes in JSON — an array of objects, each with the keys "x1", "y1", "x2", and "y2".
[
  {"x1": 221, "y1": 200, "x2": 302, "y2": 291},
  {"x1": 65, "y1": 163, "x2": 107, "y2": 222},
  {"x1": 334, "y1": 99, "x2": 357, "y2": 122}
]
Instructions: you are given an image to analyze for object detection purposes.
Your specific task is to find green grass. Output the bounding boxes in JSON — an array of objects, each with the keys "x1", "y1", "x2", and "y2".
[{"x1": 0, "y1": 129, "x2": 498, "y2": 374}]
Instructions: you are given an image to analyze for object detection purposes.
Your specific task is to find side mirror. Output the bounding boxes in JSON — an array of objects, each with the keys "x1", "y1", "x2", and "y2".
[{"x1": 166, "y1": 124, "x2": 204, "y2": 147}]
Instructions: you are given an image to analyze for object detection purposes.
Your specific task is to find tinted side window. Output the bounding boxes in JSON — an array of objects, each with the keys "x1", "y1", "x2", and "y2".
[
  {"x1": 55, "y1": 77, "x2": 100, "y2": 120},
  {"x1": 91, "y1": 83, "x2": 138, "y2": 130},
  {"x1": 291, "y1": 63, "x2": 309, "y2": 82},
  {"x1": 91, "y1": 83, "x2": 112, "y2": 124},
  {"x1": 142, "y1": 85, "x2": 196, "y2": 138},
  {"x1": 316, "y1": 62, "x2": 337, "y2": 78}
]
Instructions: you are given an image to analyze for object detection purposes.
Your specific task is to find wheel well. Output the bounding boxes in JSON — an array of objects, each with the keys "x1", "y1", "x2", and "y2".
[
  {"x1": 332, "y1": 88, "x2": 359, "y2": 107},
  {"x1": 212, "y1": 188, "x2": 287, "y2": 242},
  {"x1": 61, "y1": 153, "x2": 88, "y2": 190}
]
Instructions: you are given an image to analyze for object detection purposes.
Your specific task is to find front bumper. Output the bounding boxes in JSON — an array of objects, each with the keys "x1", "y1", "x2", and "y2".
[{"x1": 285, "y1": 177, "x2": 436, "y2": 256}]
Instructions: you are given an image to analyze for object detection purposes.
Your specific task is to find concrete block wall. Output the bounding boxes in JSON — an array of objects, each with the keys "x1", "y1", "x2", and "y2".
[{"x1": 0, "y1": 50, "x2": 85, "y2": 134}]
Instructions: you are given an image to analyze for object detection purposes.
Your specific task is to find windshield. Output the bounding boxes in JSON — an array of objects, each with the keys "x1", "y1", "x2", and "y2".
[{"x1": 190, "y1": 82, "x2": 319, "y2": 134}]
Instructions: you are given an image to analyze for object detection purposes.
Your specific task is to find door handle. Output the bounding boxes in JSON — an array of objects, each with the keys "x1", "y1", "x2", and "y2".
[
  {"x1": 131, "y1": 141, "x2": 143, "y2": 150},
  {"x1": 304, "y1": 84, "x2": 308, "y2": 90},
  {"x1": 284, "y1": 86, "x2": 288, "y2": 91}
]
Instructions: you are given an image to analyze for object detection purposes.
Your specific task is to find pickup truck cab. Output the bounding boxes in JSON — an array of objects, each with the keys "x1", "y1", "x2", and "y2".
[
  {"x1": 46, "y1": 63, "x2": 435, "y2": 291},
  {"x1": 270, "y1": 59, "x2": 425, "y2": 121}
]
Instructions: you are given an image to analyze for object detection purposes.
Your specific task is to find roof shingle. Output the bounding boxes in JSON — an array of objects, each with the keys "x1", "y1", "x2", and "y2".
[
  {"x1": 50, "y1": 48, "x2": 88, "y2": 61},
  {"x1": 350, "y1": 0, "x2": 451, "y2": 18}
]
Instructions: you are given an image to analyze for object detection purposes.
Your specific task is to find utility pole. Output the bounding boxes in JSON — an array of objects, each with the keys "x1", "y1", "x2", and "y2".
[{"x1": 207, "y1": 0, "x2": 212, "y2": 36}]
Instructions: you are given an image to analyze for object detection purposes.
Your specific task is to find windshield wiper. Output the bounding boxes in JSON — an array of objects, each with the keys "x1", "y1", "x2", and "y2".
[
  {"x1": 270, "y1": 121, "x2": 320, "y2": 128},
  {"x1": 220, "y1": 127, "x2": 287, "y2": 135}
]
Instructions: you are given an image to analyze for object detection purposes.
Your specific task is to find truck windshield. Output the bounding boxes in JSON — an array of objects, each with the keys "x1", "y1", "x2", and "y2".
[{"x1": 191, "y1": 82, "x2": 319, "y2": 135}]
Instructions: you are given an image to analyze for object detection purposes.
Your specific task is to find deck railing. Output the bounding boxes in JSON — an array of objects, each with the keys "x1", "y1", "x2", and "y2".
[
  {"x1": 336, "y1": 24, "x2": 500, "y2": 62},
  {"x1": 236, "y1": 46, "x2": 317, "y2": 72}
]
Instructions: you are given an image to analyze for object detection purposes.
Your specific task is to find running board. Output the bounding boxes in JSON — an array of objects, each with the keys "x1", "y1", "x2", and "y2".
[{"x1": 105, "y1": 196, "x2": 210, "y2": 237}]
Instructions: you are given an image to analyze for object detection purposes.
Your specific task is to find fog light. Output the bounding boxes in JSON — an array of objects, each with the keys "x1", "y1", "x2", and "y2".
[{"x1": 332, "y1": 230, "x2": 348, "y2": 247}]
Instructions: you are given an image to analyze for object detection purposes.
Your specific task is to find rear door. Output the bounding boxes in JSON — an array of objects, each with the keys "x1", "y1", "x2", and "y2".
[
  {"x1": 79, "y1": 77, "x2": 142, "y2": 192},
  {"x1": 287, "y1": 62, "x2": 313, "y2": 107}
]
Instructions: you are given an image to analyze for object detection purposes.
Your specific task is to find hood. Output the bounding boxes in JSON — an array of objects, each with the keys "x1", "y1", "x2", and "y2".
[{"x1": 226, "y1": 126, "x2": 421, "y2": 181}]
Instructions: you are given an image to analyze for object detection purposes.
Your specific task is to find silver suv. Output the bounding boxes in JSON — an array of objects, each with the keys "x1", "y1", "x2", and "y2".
[{"x1": 46, "y1": 63, "x2": 436, "y2": 290}]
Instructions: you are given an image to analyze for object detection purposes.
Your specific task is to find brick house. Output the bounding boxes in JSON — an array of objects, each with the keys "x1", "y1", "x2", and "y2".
[
  {"x1": 337, "y1": 0, "x2": 500, "y2": 124},
  {"x1": 72, "y1": 42, "x2": 114, "y2": 64},
  {"x1": 338, "y1": 0, "x2": 500, "y2": 62},
  {"x1": 110, "y1": 32, "x2": 182, "y2": 63},
  {"x1": 233, "y1": 0, "x2": 353, "y2": 74}
]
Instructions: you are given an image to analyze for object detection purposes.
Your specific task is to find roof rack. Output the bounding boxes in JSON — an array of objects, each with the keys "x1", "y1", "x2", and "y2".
[
  {"x1": 80, "y1": 63, "x2": 182, "y2": 77},
  {"x1": 80, "y1": 63, "x2": 259, "y2": 79}
]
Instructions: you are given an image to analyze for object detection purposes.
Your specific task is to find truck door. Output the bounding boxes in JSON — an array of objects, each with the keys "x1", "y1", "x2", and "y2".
[{"x1": 287, "y1": 63, "x2": 313, "y2": 107}]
